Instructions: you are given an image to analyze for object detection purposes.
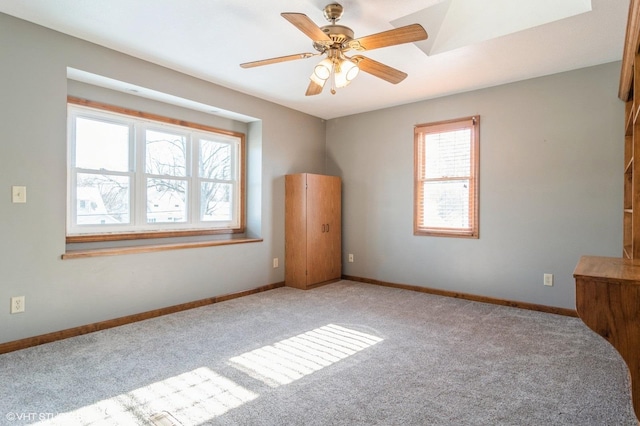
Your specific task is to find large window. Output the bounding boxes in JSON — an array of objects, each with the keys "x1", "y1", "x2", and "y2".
[
  {"x1": 67, "y1": 98, "x2": 245, "y2": 241},
  {"x1": 414, "y1": 116, "x2": 479, "y2": 238}
]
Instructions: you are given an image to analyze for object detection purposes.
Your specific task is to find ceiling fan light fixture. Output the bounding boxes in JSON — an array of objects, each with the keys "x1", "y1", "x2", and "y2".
[
  {"x1": 313, "y1": 58, "x2": 333, "y2": 81},
  {"x1": 310, "y1": 55, "x2": 359, "y2": 93},
  {"x1": 334, "y1": 58, "x2": 359, "y2": 88}
]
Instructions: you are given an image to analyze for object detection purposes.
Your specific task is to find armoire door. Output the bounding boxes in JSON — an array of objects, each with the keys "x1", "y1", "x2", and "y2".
[
  {"x1": 285, "y1": 173, "x2": 307, "y2": 289},
  {"x1": 306, "y1": 174, "x2": 341, "y2": 285}
]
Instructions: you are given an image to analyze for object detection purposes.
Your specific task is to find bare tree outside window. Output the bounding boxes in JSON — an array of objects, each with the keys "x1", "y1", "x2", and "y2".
[
  {"x1": 200, "y1": 139, "x2": 234, "y2": 221},
  {"x1": 146, "y1": 130, "x2": 188, "y2": 223},
  {"x1": 76, "y1": 174, "x2": 130, "y2": 224}
]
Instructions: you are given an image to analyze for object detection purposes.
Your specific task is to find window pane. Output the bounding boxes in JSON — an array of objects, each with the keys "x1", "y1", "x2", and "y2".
[
  {"x1": 76, "y1": 173, "x2": 130, "y2": 225},
  {"x1": 201, "y1": 182, "x2": 232, "y2": 221},
  {"x1": 146, "y1": 130, "x2": 187, "y2": 177},
  {"x1": 424, "y1": 129, "x2": 470, "y2": 178},
  {"x1": 200, "y1": 139, "x2": 231, "y2": 180},
  {"x1": 422, "y1": 180, "x2": 470, "y2": 228},
  {"x1": 147, "y1": 178, "x2": 187, "y2": 223},
  {"x1": 75, "y1": 117, "x2": 129, "y2": 171}
]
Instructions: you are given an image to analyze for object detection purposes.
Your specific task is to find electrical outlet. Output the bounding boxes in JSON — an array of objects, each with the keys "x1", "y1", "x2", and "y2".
[
  {"x1": 11, "y1": 296, "x2": 25, "y2": 314},
  {"x1": 12, "y1": 186, "x2": 26, "y2": 203},
  {"x1": 543, "y1": 273, "x2": 553, "y2": 287},
  {"x1": 273, "y1": 258, "x2": 279, "y2": 268},
  {"x1": 348, "y1": 253, "x2": 354, "y2": 263}
]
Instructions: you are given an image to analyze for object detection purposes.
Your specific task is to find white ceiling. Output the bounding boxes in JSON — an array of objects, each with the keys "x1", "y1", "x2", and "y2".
[{"x1": 0, "y1": 0, "x2": 629, "y2": 120}]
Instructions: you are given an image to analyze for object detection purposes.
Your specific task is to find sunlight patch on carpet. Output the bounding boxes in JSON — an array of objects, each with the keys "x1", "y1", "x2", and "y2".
[
  {"x1": 32, "y1": 367, "x2": 258, "y2": 425},
  {"x1": 31, "y1": 324, "x2": 382, "y2": 425},
  {"x1": 228, "y1": 324, "x2": 383, "y2": 387}
]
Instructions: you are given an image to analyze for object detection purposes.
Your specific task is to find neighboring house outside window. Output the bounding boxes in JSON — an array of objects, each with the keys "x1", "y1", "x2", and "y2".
[
  {"x1": 414, "y1": 116, "x2": 479, "y2": 238},
  {"x1": 67, "y1": 98, "x2": 245, "y2": 241}
]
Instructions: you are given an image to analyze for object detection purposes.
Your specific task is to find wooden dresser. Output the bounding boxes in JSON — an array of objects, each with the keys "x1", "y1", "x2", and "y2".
[{"x1": 574, "y1": 256, "x2": 640, "y2": 421}]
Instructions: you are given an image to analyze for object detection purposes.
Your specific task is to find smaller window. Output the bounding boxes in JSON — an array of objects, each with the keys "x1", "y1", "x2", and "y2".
[{"x1": 414, "y1": 116, "x2": 479, "y2": 238}]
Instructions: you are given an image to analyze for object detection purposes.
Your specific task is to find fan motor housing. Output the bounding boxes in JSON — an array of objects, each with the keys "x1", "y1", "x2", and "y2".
[{"x1": 313, "y1": 24, "x2": 354, "y2": 51}]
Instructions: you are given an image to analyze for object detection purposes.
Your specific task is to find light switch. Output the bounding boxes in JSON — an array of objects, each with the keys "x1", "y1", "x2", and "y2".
[{"x1": 12, "y1": 186, "x2": 26, "y2": 203}]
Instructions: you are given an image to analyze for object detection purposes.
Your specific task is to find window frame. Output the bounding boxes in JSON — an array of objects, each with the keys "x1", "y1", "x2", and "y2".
[
  {"x1": 414, "y1": 116, "x2": 479, "y2": 238},
  {"x1": 66, "y1": 97, "x2": 246, "y2": 243}
]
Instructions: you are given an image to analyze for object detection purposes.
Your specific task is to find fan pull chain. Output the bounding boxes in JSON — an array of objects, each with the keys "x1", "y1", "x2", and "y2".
[{"x1": 330, "y1": 62, "x2": 337, "y2": 95}]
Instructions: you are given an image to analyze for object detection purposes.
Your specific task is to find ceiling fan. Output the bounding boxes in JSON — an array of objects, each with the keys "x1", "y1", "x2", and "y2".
[{"x1": 240, "y1": 3, "x2": 428, "y2": 96}]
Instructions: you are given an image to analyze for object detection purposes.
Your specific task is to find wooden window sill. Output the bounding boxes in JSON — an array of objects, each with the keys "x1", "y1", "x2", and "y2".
[{"x1": 62, "y1": 237, "x2": 263, "y2": 259}]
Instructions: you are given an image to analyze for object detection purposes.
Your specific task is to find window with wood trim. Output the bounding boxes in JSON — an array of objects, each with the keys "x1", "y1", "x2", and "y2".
[
  {"x1": 414, "y1": 116, "x2": 479, "y2": 238},
  {"x1": 67, "y1": 98, "x2": 245, "y2": 241}
]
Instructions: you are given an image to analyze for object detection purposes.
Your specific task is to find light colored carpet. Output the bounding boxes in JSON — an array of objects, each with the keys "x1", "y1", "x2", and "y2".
[{"x1": 0, "y1": 281, "x2": 636, "y2": 425}]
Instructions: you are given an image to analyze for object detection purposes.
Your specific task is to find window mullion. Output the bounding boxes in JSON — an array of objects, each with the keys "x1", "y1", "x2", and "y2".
[
  {"x1": 191, "y1": 135, "x2": 200, "y2": 225},
  {"x1": 135, "y1": 124, "x2": 146, "y2": 228}
]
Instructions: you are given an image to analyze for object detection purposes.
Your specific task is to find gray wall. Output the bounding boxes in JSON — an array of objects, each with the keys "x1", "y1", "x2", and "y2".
[
  {"x1": 0, "y1": 11, "x2": 625, "y2": 344},
  {"x1": 0, "y1": 13, "x2": 325, "y2": 344},
  {"x1": 326, "y1": 62, "x2": 623, "y2": 310}
]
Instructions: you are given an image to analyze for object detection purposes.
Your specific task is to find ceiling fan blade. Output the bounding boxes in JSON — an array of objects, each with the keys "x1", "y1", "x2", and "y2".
[
  {"x1": 305, "y1": 78, "x2": 326, "y2": 96},
  {"x1": 348, "y1": 24, "x2": 427, "y2": 51},
  {"x1": 240, "y1": 53, "x2": 316, "y2": 68},
  {"x1": 353, "y1": 56, "x2": 407, "y2": 84},
  {"x1": 281, "y1": 12, "x2": 332, "y2": 42}
]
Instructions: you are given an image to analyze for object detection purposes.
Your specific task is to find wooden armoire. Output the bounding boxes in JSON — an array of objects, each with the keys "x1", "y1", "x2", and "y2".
[{"x1": 285, "y1": 173, "x2": 341, "y2": 289}]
